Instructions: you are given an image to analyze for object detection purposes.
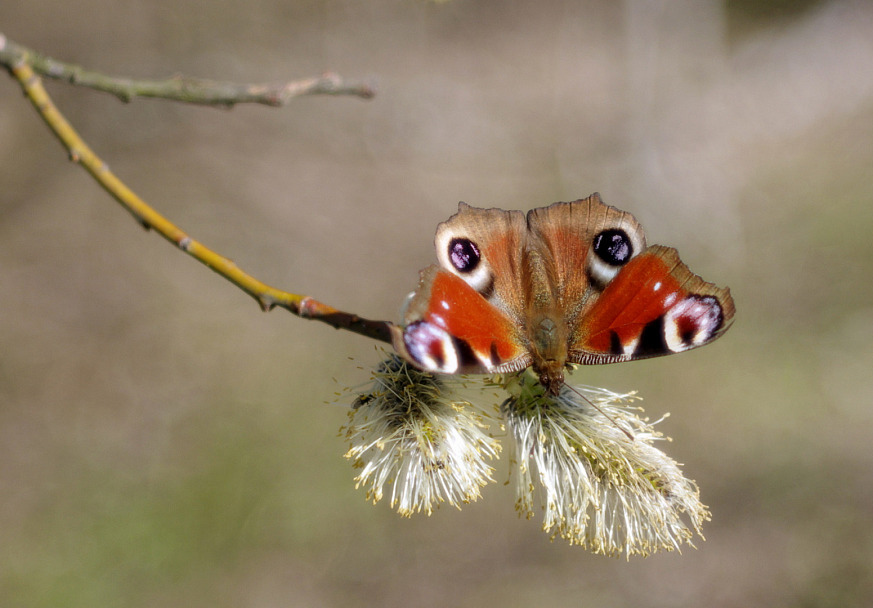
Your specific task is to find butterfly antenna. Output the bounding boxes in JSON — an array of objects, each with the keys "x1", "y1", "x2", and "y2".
[{"x1": 566, "y1": 383, "x2": 635, "y2": 441}]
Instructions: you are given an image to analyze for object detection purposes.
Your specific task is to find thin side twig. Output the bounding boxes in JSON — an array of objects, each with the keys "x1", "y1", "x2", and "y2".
[
  {"x1": 1, "y1": 40, "x2": 393, "y2": 344},
  {"x1": 0, "y1": 34, "x2": 375, "y2": 106}
]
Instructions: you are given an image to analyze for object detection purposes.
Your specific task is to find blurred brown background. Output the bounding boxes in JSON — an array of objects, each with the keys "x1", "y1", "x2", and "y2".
[{"x1": 2, "y1": 0, "x2": 872, "y2": 606}]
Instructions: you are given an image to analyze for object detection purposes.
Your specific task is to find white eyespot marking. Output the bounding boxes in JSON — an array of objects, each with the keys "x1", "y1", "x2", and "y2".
[
  {"x1": 403, "y1": 321, "x2": 459, "y2": 374},
  {"x1": 663, "y1": 296, "x2": 724, "y2": 352},
  {"x1": 459, "y1": 263, "x2": 494, "y2": 295},
  {"x1": 587, "y1": 255, "x2": 622, "y2": 285}
]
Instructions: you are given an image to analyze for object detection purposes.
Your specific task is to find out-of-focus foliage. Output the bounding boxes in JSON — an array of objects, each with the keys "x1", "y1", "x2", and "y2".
[{"x1": 1, "y1": 1, "x2": 871, "y2": 606}]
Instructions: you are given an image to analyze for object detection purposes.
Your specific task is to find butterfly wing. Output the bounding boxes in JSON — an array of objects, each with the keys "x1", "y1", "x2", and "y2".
[
  {"x1": 433, "y1": 203, "x2": 529, "y2": 324},
  {"x1": 391, "y1": 265, "x2": 531, "y2": 375},
  {"x1": 569, "y1": 245, "x2": 735, "y2": 363},
  {"x1": 526, "y1": 193, "x2": 646, "y2": 317}
]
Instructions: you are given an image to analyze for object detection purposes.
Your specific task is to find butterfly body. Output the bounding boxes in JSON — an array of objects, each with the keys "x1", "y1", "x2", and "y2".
[{"x1": 392, "y1": 194, "x2": 734, "y2": 394}]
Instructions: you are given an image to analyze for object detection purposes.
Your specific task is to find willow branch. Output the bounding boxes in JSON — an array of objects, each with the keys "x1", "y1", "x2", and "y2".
[
  {"x1": 1, "y1": 37, "x2": 393, "y2": 344},
  {"x1": 0, "y1": 34, "x2": 375, "y2": 106}
]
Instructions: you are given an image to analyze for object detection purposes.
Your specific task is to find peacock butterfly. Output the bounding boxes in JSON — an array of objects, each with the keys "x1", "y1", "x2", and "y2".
[{"x1": 390, "y1": 193, "x2": 735, "y2": 394}]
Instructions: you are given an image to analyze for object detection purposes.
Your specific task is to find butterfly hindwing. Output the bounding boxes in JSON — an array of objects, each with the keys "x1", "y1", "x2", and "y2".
[
  {"x1": 570, "y1": 245, "x2": 735, "y2": 363},
  {"x1": 391, "y1": 266, "x2": 530, "y2": 375}
]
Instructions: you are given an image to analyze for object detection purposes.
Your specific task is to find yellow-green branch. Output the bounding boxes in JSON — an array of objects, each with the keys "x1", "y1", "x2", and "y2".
[
  {"x1": 1, "y1": 36, "x2": 393, "y2": 344},
  {"x1": 0, "y1": 34, "x2": 374, "y2": 106}
]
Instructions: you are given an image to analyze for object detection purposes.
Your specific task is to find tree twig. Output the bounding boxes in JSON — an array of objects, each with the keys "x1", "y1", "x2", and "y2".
[
  {"x1": 1, "y1": 35, "x2": 393, "y2": 344},
  {"x1": 0, "y1": 34, "x2": 375, "y2": 106}
]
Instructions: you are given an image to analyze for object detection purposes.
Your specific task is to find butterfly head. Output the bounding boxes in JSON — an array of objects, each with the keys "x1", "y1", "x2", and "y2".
[{"x1": 534, "y1": 361, "x2": 565, "y2": 395}]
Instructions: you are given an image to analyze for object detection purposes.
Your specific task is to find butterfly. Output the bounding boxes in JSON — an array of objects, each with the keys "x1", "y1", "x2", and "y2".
[{"x1": 390, "y1": 193, "x2": 735, "y2": 394}]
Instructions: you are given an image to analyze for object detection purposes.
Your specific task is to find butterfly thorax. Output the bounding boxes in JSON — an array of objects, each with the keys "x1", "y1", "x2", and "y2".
[{"x1": 523, "y1": 248, "x2": 570, "y2": 394}]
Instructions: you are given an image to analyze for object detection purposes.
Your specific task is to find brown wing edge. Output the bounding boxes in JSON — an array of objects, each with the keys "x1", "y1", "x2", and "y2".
[{"x1": 650, "y1": 244, "x2": 736, "y2": 338}]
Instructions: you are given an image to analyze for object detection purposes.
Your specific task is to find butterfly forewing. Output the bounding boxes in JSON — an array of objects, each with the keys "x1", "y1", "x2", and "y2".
[
  {"x1": 527, "y1": 194, "x2": 646, "y2": 312},
  {"x1": 434, "y1": 203, "x2": 528, "y2": 323}
]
